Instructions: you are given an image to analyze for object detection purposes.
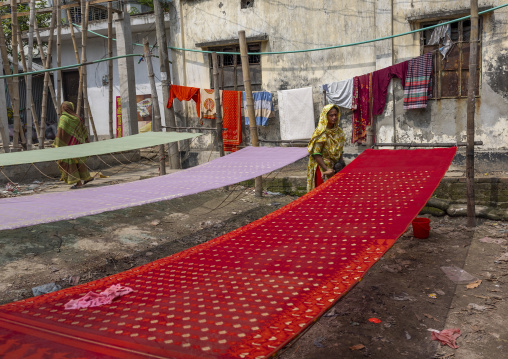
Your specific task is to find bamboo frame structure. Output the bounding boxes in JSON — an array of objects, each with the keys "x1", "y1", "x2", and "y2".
[
  {"x1": 81, "y1": 0, "x2": 90, "y2": 137},
  {"x1": 76, "y1": 0, "x2": 84, "y2": 115},
  {"x1": 0, "y1": 22, "x2": 15, "y2": 151},
  {"x1": 0, "y1": 54, "x2": 9, "y2": 152},
  {"x1": 212, "y1": 52, "x2": 224, "y2": 157},
  {"x1": 143, "y1": 38, "x2": 166, "y2": 175},
  {"x1": 38, "y1": 6, "x2": 56, "y2": 149}
]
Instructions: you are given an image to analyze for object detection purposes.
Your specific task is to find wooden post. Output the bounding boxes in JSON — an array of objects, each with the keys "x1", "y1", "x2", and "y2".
[
  {"x1": 81, "y1": 0, "x2": 90, "y2": 137},
  {"x1": 466, "y1": 0, "x2": 479, "y2": 227},
  {"x1": 143, "y1": 38, "x2": 166, "y2": 175},
  {"x1": 34, "y1": 21, "x2": 59, "y2": 116},
  {"x1": 153, "y1": 0, "x2": 179, "y2": 168},
  {"x1": 322, "y1": 89, "x2": 326, "y2": 107},
  {"x1": 56, "y1": 0, "x2": 62, "y2": 118},
  {"x1": 107, "y1": 1, "x2": 114, "y2": 139},
  {"x1": 211, "y1": 52, "x2": 224, "y2": 157},
  {"x1": 0, "y1": 25, "x2": 14, "y2": 151},
  {"x1": 76, "y1": 0, "x2": 85, "y2": 116},
  {"x1": 38, "y1": 8, "x2": 56, "y2": 149},
  {"x1": 11, "y1": 0, "x2": 24, "y2": 150},
  {"x1": 0, "y1": 54, "x2": 10, "y2": 152},
  {"x1": 239, "y1": 30, "x2": 262, "y2": 197},
  {"x1": 24, "y1": 0, "x2": 37, "y2": 149},
  {"x1": 67, "y1": 10, "x2": 81, "y2": 68}
]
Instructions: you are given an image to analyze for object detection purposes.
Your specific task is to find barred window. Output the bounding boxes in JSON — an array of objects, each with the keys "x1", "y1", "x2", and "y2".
[
  {"x1": 207, "y1": 43, "x2": 261, "y2": 91},
  {"x1": 421, "y1": 19, "x2": 481, "y2": 99}
]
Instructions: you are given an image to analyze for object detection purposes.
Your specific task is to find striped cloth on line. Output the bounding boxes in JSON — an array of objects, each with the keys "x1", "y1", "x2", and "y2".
[{"x1": 403, "y1": 53, "x2": 433, "y2": 110}]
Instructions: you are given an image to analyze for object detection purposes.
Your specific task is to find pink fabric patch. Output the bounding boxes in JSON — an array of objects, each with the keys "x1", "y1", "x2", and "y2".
[
  {"x1": 431, "y1": 328, "x2": 461, "y2": 349},
  {"x1": 64, "y1": 284, "x2": 134, "y2": 310}
]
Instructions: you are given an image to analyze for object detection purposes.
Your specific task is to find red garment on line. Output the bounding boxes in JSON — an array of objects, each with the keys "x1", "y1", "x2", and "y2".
[
  {"x1": 222, "y1": 90, "x2": 242, "y2": 152},
  {"x1": 372, "y1": 61, "x2": 409, "y2": 115},
  {"x1": 315, "y1": 166, "x2": 324, "y2": 188},
  {"x1": 167, "y1": 84, "x2": 201, "y2": 118},
  {"x1": 352, "y1": 73, "x2": 373, "y2": 144}
]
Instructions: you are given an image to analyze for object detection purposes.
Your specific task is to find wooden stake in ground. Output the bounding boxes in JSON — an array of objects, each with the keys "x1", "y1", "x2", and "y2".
[
  {"x1": 11, "y1": 0, "x2": 24, "y2": 150},
  {"x1": 211, "y1": 52, "x2": 224, "y2": 158},
  {"x1": 143, "y1": 38, "x2": 166, "y2": 176},
  {"x1": 239, "y1": 30, "x2": 262, "y2": 197},
  {"x1": 56, "y1": 0, "x2": 62, "y2": 117},
  {"x1": 466, "y1": 0, "x2": 479, "y2": 227},
  {"x1": 0, "y1": 54, "x2": 10, "y2": 152},
  {"x1": 153, "y1": 0, "x2": 179, "y2": 168},
  {"x1": 38, "y1": 7, "x2": 56, "y2": 149},
  {"x1": 108, "y1": 1, "x2": 114, "y2": 139}
]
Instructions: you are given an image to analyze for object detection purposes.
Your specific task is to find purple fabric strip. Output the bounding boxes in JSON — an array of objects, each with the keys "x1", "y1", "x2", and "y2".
[{"x1": 0, "y1": 147, "x2": 308, "y2": 231}]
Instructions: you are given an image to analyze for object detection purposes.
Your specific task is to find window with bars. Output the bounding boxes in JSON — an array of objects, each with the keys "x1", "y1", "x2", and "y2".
[
  {"x1": 421, "y1": 19, "x2": 481, "y2": 99},
  {"x1": 208, "y1": 43, "x2": 261, "y2": 91},
  {"x1": 68, "y1": 6, "x2": 108, "y2": 24}
]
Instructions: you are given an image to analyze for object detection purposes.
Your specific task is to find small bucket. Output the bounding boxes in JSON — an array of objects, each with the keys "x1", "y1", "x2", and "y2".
[{"x1": 412, "y1": 217, "x2": 431, "y2": 239}]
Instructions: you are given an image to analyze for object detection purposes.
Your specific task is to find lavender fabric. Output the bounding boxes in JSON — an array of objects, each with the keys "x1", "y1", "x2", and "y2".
[{"x1": 0, "y1": 147, "x2": 308, "y2": 231}]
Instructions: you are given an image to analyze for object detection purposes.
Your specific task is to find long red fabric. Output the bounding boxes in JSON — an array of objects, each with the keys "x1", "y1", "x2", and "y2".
[
  {"x1": 167, "y1": 85, "x2": 201, "y2": 118},
  {"x1": 222, "y1": 90, "x2": 242, "y2": 153},
  {"x1": 0, "y1": 148, "x2": 456, "y2": 359}
]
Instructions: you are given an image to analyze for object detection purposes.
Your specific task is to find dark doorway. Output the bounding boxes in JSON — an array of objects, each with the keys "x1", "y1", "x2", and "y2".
[{"x1": 62, "y1": 70, "x2": 85, "y2": 115}]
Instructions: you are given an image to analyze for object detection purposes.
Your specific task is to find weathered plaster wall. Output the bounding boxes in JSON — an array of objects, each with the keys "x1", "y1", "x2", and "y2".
[{"x1": 170, "y1": 0, "x2": 508, "y2": 156}]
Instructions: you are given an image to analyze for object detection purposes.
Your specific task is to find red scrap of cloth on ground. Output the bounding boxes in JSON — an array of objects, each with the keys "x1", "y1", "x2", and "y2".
[
  {"x1": 372, "y1": 61, "x2": 409, "y2": 115},
  {"x1": 167, "y1": 84, "x2": 201, "y2": 118},
  {"x1": 222, "y1": 90, "x2": 242, "y2": 152},
  {"x1": 431, "y1": 328, "x2": 461, "y2": 349},
  {"x1": 352, "y1": 73, "x2": 373, "y2": 144},
  {"x1": 0, "y1": 148, "x2": 456, "y2": 359}
]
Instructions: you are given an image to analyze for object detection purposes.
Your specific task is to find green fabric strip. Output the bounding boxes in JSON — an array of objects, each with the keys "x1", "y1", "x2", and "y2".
[{"x1": 0, "y1": 132, "x2": 201, "y2": 166}]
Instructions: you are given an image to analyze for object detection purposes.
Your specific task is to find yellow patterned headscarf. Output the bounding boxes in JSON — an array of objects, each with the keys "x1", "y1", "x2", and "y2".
[{"x1": 307, "y1": 104, "x2": 342, "y2": 153}]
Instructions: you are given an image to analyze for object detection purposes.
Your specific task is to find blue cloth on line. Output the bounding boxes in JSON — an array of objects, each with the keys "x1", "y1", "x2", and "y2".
[{"x1": 242, "y1": 91, "x2": 274, "y2": 126}]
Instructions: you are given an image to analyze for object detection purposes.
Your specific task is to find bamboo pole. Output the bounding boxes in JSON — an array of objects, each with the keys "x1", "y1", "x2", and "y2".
[
  {"x1": 0, "y1": 22, "x2": 13, "y2": 151},
  {"x1": 67, "y1": 9, "x2": 97, "y2": 140},
  {"x1": 38, "y1": 7, "x2": 56, "y2": 149},
  {"x1": 80, "y1": 0, "x2": 90, "y2": 137},
  {"x1": 18, "y1": 30, "x2": 40, "y2": 147},
  {"x1": 76, "y1": 0, "x2": 84, "y2": 115},
  {"x1": 56, "y1": 0, "x2": 62, "y2": 117},
  {"x1": 0, "y1": 54, "x2": 10, "y2": 152},
  {"x1": 466, "y1": 0, "x2": 479, "y2": 227},
  {"x1": 143, "y1": 38, "x2": 166, "y2": 175},
  {"x1": 239, "y1": 30, "x2": 262, "y2": 197},
  {"x1": 34, "y1": 21, "x2": 59, "y2": 115},
  {"x1": 211, "y1": 52, "x2": 224, "y2": 157},
  {"x1": 153, "y1": 0, "x2": 179, "y2": 168},
  {"x1": 107, "y1": 1, "x2": 113, "y2": 139},
  {"x1": 11, "y1": 0, "x2": 24, "y2": 150}
]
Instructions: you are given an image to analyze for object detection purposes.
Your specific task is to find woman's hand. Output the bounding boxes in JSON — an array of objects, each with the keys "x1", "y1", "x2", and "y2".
[{"x1": 323, "y1": 168, "x2": 334, "y2": 177}]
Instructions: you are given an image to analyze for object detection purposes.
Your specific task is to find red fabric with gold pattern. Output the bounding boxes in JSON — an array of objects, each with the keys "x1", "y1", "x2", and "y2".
[
  {"x1": 0, "y1": 148, "x2": 456, "y2": 359},
  {"x1": 222, "y1": 90, "x2": 242, "y2": 153}
]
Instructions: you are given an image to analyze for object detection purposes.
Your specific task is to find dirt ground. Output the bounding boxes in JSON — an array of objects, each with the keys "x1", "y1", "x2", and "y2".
[{"x1": 0, "y1": 159, "x2": 507, "y2": 359}]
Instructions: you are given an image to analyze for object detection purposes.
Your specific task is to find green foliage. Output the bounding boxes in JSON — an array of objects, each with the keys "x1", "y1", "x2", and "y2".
[{"x1": 0, "y1": 0, "x2": 52, "y2": 56}]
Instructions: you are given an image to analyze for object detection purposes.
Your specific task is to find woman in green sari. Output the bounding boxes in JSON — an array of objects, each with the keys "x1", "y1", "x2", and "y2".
[
  {"x1": 306, "y1": 104, "x2": 346, "y2": 192},
  {"x1": 54, "y1": 101, "x2": 94, "y2": 189}
]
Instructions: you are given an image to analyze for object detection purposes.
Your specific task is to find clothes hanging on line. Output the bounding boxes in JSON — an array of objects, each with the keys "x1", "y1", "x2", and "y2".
[
  {"x1": 428, "y1": 23, "x2": 453, "y2": 58},
  {"x1": 278, "y1": 87, "x2": 315, "y2": 141},
  {"x1": 167, "y1": 84, "x2": 201, "y2": 117},
  {"x1": 372, "y1": 61, "x2": 408, "y2": 115},
  {"x1": 242, "y1": 91, "x2": 275, "y2": 126},
  {"x1": 200, "y1": 89, "x2": 218, "y2": 120},
  {"x1": 222, "y1": 90, "x2": 242, "y2": 152},
  {"x1": 352, "y1": 73, "x2": 373, "y2": 144},
  {"x1": 403, "y1": 53, "x2": 433, "y2": 110},
  {"x1": 322, "y1": 78, "x2": 354, "y2": 109}
]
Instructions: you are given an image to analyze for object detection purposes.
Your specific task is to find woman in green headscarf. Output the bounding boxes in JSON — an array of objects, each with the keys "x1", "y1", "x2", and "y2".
[
  {"x1": 306, "y1": 104, "x2": 346, "y2": 192},
  {"x1": 54, "y1": 101, "x2": 94, "y2": 189}
]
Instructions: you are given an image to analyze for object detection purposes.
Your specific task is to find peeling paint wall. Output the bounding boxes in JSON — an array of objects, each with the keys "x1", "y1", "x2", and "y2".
[{"x1": 170, "y1": 0, "x2": 508, "y2": 155}]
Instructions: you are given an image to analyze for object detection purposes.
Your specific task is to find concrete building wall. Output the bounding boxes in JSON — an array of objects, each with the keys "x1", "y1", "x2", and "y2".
[{"x1": 168, "y1": 0, "x2": 508, "y2": 156}]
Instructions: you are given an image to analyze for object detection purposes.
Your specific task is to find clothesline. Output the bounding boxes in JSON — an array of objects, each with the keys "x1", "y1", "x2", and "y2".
[{"x1": 1, "y1": 3, "x2": 505, "y2": 80}]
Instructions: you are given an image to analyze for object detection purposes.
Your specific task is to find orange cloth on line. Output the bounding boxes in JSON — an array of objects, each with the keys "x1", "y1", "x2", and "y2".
[
  {"x1": 167, "y1": 85, "x2": 201, "y2": 118},
  {"x1": 222, "y1": 90, "x2": 242, "y2": 153}
]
